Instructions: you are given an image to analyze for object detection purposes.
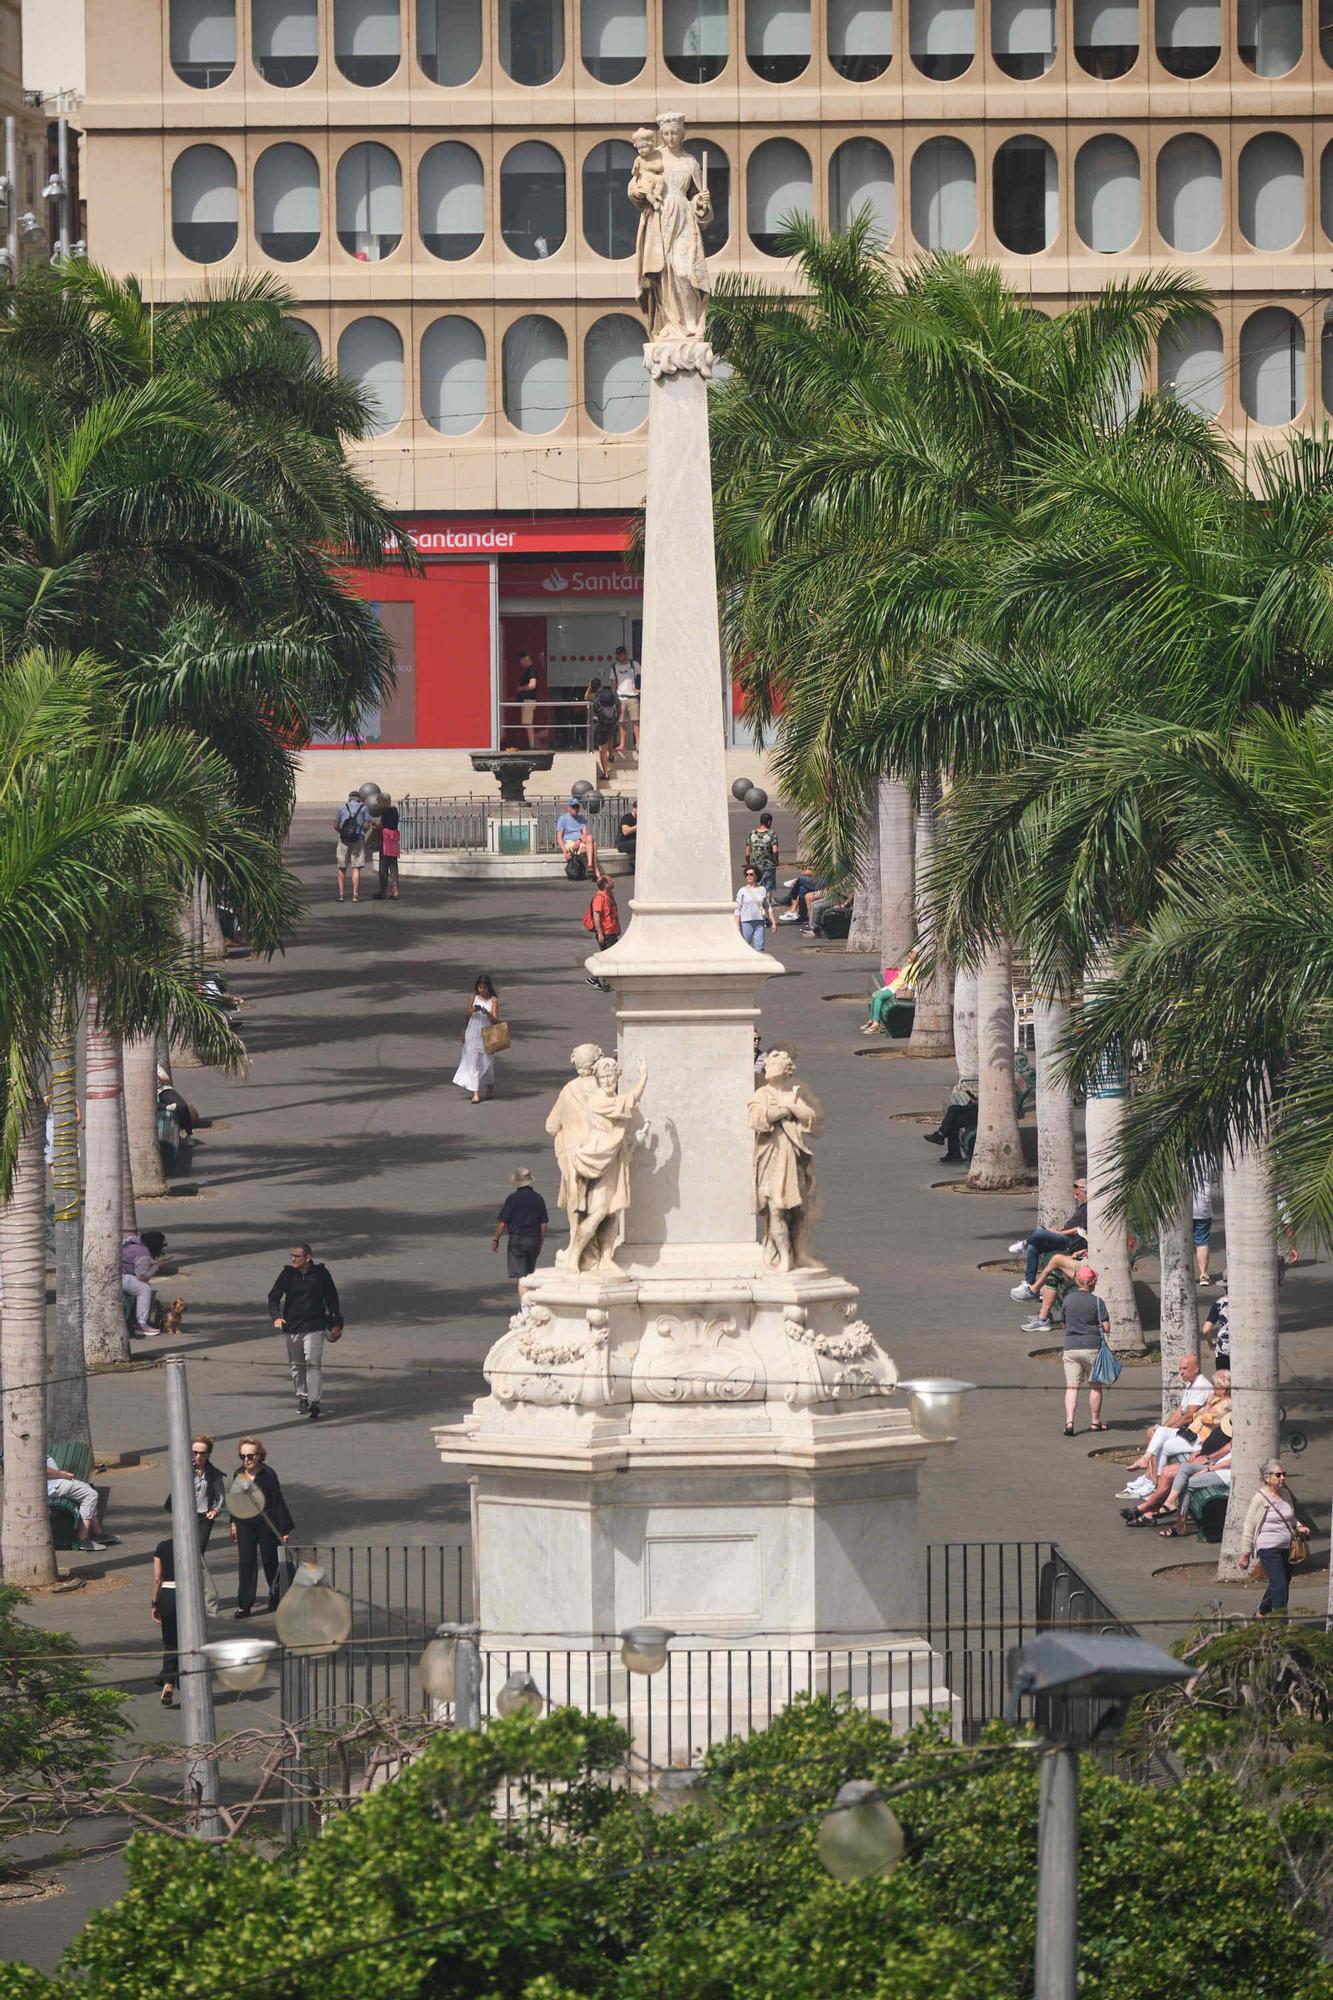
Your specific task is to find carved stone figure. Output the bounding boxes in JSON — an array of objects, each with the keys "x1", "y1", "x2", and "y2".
[
  {"x1": 630, "y1": 111, "x2": 713, "y2": 343},
  {"x1": 545, "y1": 1043, "x2": 603, "y2": 1215},
  {"x1": 561, "y1": 1055, "x2": 648, "y2": 1272},
  {"x1": 748, "y1": 1048, "x2": 821, "y2": 1271}
]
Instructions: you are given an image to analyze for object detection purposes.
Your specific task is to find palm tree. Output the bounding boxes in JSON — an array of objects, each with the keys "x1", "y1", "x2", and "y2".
[
  {"x1": 1, "y1": 1099, "x2": 56, "y2": 1586},
  {"x1": 47, "y1": 996, "x2": 87, "y2": 1448}
]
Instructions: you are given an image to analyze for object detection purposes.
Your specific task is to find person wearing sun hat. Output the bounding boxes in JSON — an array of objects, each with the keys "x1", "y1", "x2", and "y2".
[{"x1": 492, "y1": 1168, "x2": 549, "y2": 1294}]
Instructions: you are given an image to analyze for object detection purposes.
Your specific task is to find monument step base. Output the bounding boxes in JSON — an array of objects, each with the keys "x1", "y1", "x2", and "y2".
[{"x1": 399, "y1": 851, "x2": 630, "y2": 882}]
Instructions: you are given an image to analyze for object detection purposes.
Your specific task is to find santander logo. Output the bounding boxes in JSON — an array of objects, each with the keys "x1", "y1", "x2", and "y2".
[{"x1": 541, "y1": 566, "x2": 569, "y2": 593}]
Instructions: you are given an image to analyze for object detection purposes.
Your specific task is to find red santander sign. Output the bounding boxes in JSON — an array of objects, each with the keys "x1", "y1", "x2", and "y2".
[
  {"x1": 501, "y1": 560, "x2": 638, "y2": 597},
  {"x1": 391, "y1": 513, "x2": 632, "y2": 558}
]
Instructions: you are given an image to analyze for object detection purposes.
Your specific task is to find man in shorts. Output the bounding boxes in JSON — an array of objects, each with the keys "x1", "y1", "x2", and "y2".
[
  {"x1": 334, "y1": 792, "x2": 369, "y2": 903},
  {"x1": 556, "y1": 798, "x2": 597, "y2": 876},
  {"x1": 46, "y1": 1457, "x2": 110, "y2": 1551},
  {"x1": 613, "y1": 646, "x2": 641, "y2": 757},
  {"x1": 587, "y1": 678, "x2": 621, "y2": 782},
  {"x1": 1191, "y1": 1167, "x2": 1215, "y2": 1284}
]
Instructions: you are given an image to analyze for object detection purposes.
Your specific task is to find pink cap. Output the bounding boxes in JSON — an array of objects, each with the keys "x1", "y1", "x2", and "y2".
[{"x1": 1075, "y1": 1264, "x2": 1098, "y2": 1284}]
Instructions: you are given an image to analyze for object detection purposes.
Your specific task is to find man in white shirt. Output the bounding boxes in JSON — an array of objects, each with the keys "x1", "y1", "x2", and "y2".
[
  {"x1": 1116, "y1": 1356, "x2": 1214, "y2": 1495},
  {"x1": 613, "y1": 646, "x2": 640, "y2": 756}
]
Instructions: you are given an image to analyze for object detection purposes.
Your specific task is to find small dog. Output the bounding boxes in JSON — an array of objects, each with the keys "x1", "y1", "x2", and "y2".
[{"x1": 160, "y1": 1297, "x2": 188, "y2": 1340}]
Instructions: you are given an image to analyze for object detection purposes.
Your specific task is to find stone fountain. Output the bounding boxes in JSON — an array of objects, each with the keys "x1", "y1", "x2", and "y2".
[{"x1": 434, "y1": 113, "x2": 963, "y2": 1736}]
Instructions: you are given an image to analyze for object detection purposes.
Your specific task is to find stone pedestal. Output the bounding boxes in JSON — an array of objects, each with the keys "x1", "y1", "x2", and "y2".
[{"x1": 434, "y1": 340, "x2": 960, "y2": 1741}]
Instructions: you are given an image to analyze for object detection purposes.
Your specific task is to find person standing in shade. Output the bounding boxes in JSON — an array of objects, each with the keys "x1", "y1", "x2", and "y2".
[
  {"x1": 230, "y1": 1438, "x2": 295, "y2": 1619},
  {"x1": 618, "y1": 802, "x2": 638, "y2": 871},
  {"x1": 745, "y1": 812, "x2": 779, "y2": 893},
  {"x1": 163, "y1": 1434, "x2": 226, "y2": 1551},
  {"x1": 734, "y1": 865, "x2": 774, "y2": 951},
  {"x1": 151, "y1": 1535, "x2": 179, "y2": 1706},
  {"x1": 268, "y1": 1242, "x2": 343, "y2": 1421},
  {"x1": 515, "y1": 651, "x2": 540, "y2": 748},
  {"x1": 373, "y1": 794, "x2": 401, "y2": 901},
  {"x1": 1238, "y1": 1459, "x2": 1311, "y2": 1615},
  {"x1": 493, "y1": 1168, "x2": 549, "y2": 1296},
  {"x1": 334, "y1": 790, "x2": 369, "y2": 903}
]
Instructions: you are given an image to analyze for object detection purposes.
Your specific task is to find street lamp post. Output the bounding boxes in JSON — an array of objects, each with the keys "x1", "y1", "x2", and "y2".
[
  {"x1": 1005, "y1": 1633, "x2": 1190, "y2": 2000},
  {"x1": 164, "y1": 1353, "x2": 221, "y2": 1838}
]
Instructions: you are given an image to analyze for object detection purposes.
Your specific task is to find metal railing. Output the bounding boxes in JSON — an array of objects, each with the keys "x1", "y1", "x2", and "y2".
[
  {"x1": 398, "y1": 792, "x2": 635, "y2": 854},
  {"x1": 497, "y1": 698, "x2": 639, "y2": 754}
]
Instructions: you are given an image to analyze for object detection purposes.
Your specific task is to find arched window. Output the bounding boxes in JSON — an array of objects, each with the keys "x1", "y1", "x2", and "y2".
[
  {"x1": 502, "y1": 315, "x2": 569, "y2": 433},
  {"x1": 583, "y1": 141, "x2": 637, "y2": 259},
  {"x1": 501, "y1": 142, "x2": 566, "y2": 259},
  {"x1": 419, "y1": 143, "x2": 484, "y2": 260},
  {"x1": 664, "y1": 0, "x2": 729, "y2": 81},
  {"x1": 1155, "y1": 133, "x2": 1221, "y2": 251},
  {"x1": 1240, "y1": 307, "x2": 1304, "y2": 424},
  {"x1": 421, "y1": 318, "x2": 487, "y2": 434},
  {"x1": 585, "y1": 315, "x2": 649, "y2": 431},
  {"x1": 252, "y1": 0, "x2": 318, "y2": 85},
  {"x1": 828, "y1": 0, "x2": 891, "y2": 76},
  {"x1": 254, "y1": 143, "x2": 320, "y2": 261},
  {"x1": 171, "y1": 145, "x2": 237, "y2": 262},
  {"x1": 335, "y1": 0, "x2": 400, "y2": 82},
  {"x1": 417, "y1": 0, "x2": 482, "y2": 82},
  {"x1": 284, "y1": 317, "x2": 323, "y2": 360},
  {"x1": 171, "y1": 0, "x2": 235, "y2": 87},
  {"x1": 1238, "y1": 132, "x2": 1305, "y2": 251},
  {"x1": 336, "y1": 143, "x2": 403, "y2": 261},
  {"x1": 1322, "y1": 141, "x2": 1333, "y2": 238},
  {"x1": 746, "y1": 138, "x2": 813, "y2": 255},
  {"x1": 829, "y1": 138, "x2": 895, "y2": 240},
  {"x1": 694, "y1": 139, "x2": 732, "y2": 254},
  {"x1": 337, "y1": 317, "x2": 405, "y2": 434},
  {"x1": 581, "y1": 0, "x2": 646, "y2": 78},
  {"x1": 910, "y1": 136, "x2": 976, "y2": 248},
  {"x1": 499, "y1": 0, "x2": 564, "y2": 82},
  {"x1": 992, "y1": 0, "x2": 1055, "y2": 78},
  {"x1": 1237, "y1": 0, "x2": 1300, "y2": 72},
  {"x1": 1074, "y1": 0, "x2": 1137, "y2": 74},
  {"x1": 1074, "y1": 135, "x2": 1139, "y2": 252},
  {"x1": 746, "y1": 0, "x2": 810, "y2": 79},
  {"x1": 1157, "y1": 314, "x2": 1223, "y2": 418},
  {"x1": 910, "y1": 0, "x2": 974, "y2": 76},
  {"x1": 992, "y1": 135, "x2": 1057, "y2": 254},
  {"x1": 1322, "y1": 323, "x2": 1333, "y2": 414},
  {"x1": 1156, "y1": 0, "x2": 1219, "y2": 75}
]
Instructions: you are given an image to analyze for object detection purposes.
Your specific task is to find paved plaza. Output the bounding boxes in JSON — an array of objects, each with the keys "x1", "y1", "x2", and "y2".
[{"x1": 9, "y1": 801, "x2": 1330, "y2": 1967}]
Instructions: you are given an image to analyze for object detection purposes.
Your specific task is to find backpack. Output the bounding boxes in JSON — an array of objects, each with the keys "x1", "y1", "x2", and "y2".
[
  {"x1": 582, "y1": 898, "x2": 596, "y2": 932},
  {"x1": 336, "y1": 805, "x2": 364, "y2": 841},
  {"x1": 749, "y1": 826, "x2": 776, "y2": 864},
  {"x1": 594, "y1": 687, "x2": 621, "y2": 722},
  {"x1": 565, "y1": 852, "x2": 588, "y2": 881}
]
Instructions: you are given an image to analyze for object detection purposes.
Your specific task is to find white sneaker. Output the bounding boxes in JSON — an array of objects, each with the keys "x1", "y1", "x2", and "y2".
[
  {"x1": 777, "y1": 912, "x2": 802, "y2": 924},
  {"x1": 1021, "y1": 1316, "x2": 1052, "y2": 1333},
  {"x1": 1008, "y1": 1240, "x2": 1028, "y2": 1255},
  {"x1": 782, "y1": 877, "x2": 799, "y2": 888},
  {"x1": 1010, "y1": 1283, "x2": 1036, "y2": 1301}
]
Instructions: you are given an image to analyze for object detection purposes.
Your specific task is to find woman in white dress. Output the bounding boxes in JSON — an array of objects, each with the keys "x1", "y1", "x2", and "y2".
[{"x1": 453, "y1": 973, "x2": 500, "y2": 1104}]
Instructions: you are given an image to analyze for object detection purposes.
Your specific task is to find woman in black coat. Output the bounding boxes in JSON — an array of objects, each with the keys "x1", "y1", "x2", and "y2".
[
  {"x1": 229, "y1": 1436, "x2": 295, "y2": 1618},
  {"x1": 163, "y1": 1433, "x2": 227, "y2": 1551}
]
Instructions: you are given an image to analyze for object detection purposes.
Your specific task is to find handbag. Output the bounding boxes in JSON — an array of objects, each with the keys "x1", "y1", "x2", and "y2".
[
  {"x1": 1089, "y1": 1300, "x2": 1122, "y2": 1385},
  {"x1": 482, "y1": 1020, "x2": 510, "y2": 1055},
  {"x1": 1262, "y1": 1492, "x2": 1306, "y2": 1564},
  {"x1": 381, "y1": 827, "x2": 400, "y2": 858}
]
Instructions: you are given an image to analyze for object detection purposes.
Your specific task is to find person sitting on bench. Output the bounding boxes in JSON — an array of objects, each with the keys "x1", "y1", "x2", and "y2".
[
  {"x1": 1010, "y1": 1180, "x2": 1088, "y2": 1300},
  {"x1": 922, "y1": 1088, "x2": 978, "y2": 1162},
  {"x1": 775, "y1": 875, "x2": 827, "y2": 925},
  {"x1": 861, "y1": 949, "x2": 920, "y2": 1036},
  {"x1": 46, "y1": 1457, "x2": 110, "y2": 1551}
]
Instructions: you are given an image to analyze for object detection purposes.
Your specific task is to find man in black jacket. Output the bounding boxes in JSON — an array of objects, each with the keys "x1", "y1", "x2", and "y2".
[{"x1": 268, "y1": 1243, "x2": 343, "y2": 1421}]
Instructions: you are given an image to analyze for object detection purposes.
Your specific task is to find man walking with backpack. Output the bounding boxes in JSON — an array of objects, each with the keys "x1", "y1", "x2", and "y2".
[
  {"x1": 334, "y1": 792, "x2": 370, "y2": 903},
  {"x1": 586, "y1": 676, "x2": 621, "y2": 782},
  {"x1": 745, "y1": 813, "x2": 779, "y2": 893},
  {"x1": 268, "y1": 1242, "x2": 343, "y2": 1420}
]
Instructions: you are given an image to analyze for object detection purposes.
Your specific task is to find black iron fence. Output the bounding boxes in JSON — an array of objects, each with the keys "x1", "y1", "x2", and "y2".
[{"x1": 398, "y1": 793, "x2": 635, "y2": 854}]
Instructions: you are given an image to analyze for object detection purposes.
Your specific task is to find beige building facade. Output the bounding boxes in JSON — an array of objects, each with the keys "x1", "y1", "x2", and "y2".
[{"x1": 76, "y1": 0, "x2": 1331, "y2": 774}]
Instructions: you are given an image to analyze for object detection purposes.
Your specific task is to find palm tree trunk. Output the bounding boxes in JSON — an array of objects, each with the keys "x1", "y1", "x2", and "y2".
[
  {"x1": 48, "y1": 996, "x2": 90, "y2": 1450},
  {"x1": 1157, "y1": 1196, "x2": 1198, "y2": 1419},
  {"x1": 201, "y1": 892, "x2": 226, "y2": 962},
  {"x1": 1, "y1": 1092, "x2": 60, "y2": 1586},
  {"x1": 124, "y1": 1034, "x2": 166, "y2": 1199},
  {"x1": 846, "y1": 790, "x2": 881, "y2": 955},
  {"x1": 876, "y1": 776, "x2": 915, "y2": 966},
  {"x1": 967, "y1": 940, "x2": 1027, "y2": 1188},
  {"x1": 1084, "y1": 1084, "x2": 1145, "y2": 1354},
  {"x1": 83, "y1": 1010, "x2": 129, "y2": 1367},
  {"x1": 1033, "y1": 994, "x2": 1077, "y2": 1230},
  {"x1": 952, "y1": 968, "x2": 979, "y2": 1091},
  {"x1": 1217, "y1": 1135, "x2": 1280, "y2": 1581},
  {"x1": 908, "y1": 775, "x2": 954, "y2": 1057},
  {"x1": 119, "y1": 1079, "x2": 138, "y2": 1236}
]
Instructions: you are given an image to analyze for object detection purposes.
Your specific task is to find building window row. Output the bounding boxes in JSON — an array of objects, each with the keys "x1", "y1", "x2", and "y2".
[
  {"x1": 170, "y1": 0, "x2": 1323, "y2": 89},
  {"x1": 292, "y1": 310, "x2": 650, "y2": 435},
  {"x1": 171, "y1": 129, "x2": 1322, "y2": 266}
]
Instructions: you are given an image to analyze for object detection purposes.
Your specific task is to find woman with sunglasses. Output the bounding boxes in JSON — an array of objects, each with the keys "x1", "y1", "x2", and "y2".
[
  {"x1": 162, "y1": 1434, "x2": 227, "y2": 1551},
  {"x1": 229, "y1": 1437, "x2": 295, "y2": 1620},
  {"x1": 1238, "y1": 1459, "x2": 1312, "y2": 1615}
]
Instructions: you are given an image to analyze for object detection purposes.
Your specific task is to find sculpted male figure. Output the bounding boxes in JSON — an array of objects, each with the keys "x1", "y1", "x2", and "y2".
[
  {"x1": 748, "y1": 1048, "x2": 821, "y2": 1272},
  {"x1": 545, "y1": 1043, "x2": 603, "y2": 1217},
  {"x1": 563, "y1": 1056, "x2": 649, "y2": 1272}
]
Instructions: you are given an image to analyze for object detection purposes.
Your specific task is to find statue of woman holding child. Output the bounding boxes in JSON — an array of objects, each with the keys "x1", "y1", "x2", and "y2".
[{"x1": 629, "y1": 113, "x2": 713, "y2": 343}]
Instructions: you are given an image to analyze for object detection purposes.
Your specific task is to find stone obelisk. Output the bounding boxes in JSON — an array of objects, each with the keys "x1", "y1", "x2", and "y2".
[{"x1": 435, "y1": 117, "x2": 958, "y2": 1718}]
